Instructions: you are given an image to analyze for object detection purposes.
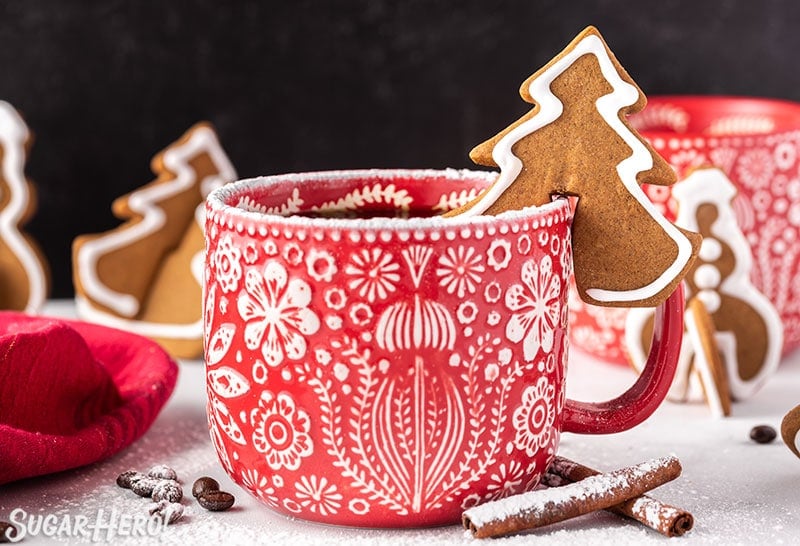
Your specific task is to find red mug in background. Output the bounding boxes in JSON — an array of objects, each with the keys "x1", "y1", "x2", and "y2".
[
  {"x1": 570, "y1": 96, "x2": 800, "y2": 365},
  {"x1": 203, "y1": 169, "x2": 684, "y2": 527}
]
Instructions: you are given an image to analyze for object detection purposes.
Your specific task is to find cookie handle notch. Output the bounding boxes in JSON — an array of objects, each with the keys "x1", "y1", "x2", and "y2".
[{"x1": 562, "y1": 285, "x2": 684, "y2": 434}]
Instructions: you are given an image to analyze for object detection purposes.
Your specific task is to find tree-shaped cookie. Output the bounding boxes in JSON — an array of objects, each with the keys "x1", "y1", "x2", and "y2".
[
  {"x1": 0, "y1": 101, "x2": 49, "y2": 312},
  {"x1": 626, "y1": 167, "x2": 782, "y2": 401},
  {"x1": 449, "y1": 26, "x2": 700, "y2": 308},
  {"x1": 73, "y1": 123, "x2": 237, "y2": 358}
]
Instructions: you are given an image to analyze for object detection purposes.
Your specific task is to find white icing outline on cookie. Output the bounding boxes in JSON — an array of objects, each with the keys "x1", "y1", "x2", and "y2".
[
  {"x1": 76, "y1": 126, "x2": 236, "y2": 340},
  {"x1": 0, "y1": 101, "x2": 47, "y2": 313},
  {"x1": 459, "y1": 31, "x2": 694, "y2": 304}
]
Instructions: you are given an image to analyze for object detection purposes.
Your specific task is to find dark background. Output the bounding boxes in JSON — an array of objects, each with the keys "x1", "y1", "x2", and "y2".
[{"x1": 1, "y1": 0, "x2": 798, "y2": 297}]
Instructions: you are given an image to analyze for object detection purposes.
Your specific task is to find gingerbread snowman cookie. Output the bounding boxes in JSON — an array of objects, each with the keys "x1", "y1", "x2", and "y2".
[
  {"x1": 0, "y1": 101, "x2": 49, "y2": 312},
  {"x1": 73, "y1": 123, "x2": 236, "y2": 358},
  {"x1": 626, "y1": 167, "x2": 782, "y2": 403},
  {"x1": 448, "y1": 26, "x2": 700, "y2": 308}
]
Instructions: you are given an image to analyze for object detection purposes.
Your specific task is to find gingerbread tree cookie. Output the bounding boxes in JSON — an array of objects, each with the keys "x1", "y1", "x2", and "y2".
[
  {"x1": 448, "y1": 26, "x2": 700, "y2": 308},
  {"x1": 0, "y1": 101, "x2": 49, "y2": 312},
  {"x1": 626, "y1": 167, "x2": 782, "y2": 403},
  {"x1": 72, "y1": 123, "x2": 237, "y2": 358}
]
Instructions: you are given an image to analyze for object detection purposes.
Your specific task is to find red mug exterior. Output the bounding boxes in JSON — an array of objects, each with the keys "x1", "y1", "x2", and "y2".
[
  {"x1": 571, "y1": 96, "x2": 800, "y2": 365},
  {"x1": 203, "y1": 169, "x2": 682, "y2": 527}
]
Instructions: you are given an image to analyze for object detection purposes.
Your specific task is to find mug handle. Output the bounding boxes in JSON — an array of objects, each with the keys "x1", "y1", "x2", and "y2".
[{"x1": 562, "y1": 284, "x2": 685, "y2": 434}]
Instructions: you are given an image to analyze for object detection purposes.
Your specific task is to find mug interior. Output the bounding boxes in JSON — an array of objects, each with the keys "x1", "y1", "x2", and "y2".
[{"x1": 210, "y1": 169, "x2": 508, "y2": 223}]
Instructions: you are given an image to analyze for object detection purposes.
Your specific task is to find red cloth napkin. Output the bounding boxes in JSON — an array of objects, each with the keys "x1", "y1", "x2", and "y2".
[{"x1": 0, "y1": 312, "x2": 178, "y2": 485}]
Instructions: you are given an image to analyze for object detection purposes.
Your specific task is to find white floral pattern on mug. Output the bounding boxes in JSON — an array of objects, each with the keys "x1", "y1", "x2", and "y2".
[
  {"x1": 251, "y1": 390, "x2": 313, "y2": 471},
  {"x1": 512, "y1": 376, "x2": 556, "y2": 457},
  {"x1": 504, "y1": 255, "x2": 562, "y2": 361},
  {"x1": 237, "y1": 261, "x2": 320, "y2": 367}
]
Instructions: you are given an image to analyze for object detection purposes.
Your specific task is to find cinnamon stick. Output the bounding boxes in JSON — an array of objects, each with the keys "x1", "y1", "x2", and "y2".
[
  {"x1": 542, "y1": 456, "x2": 694, "y2": 537},
  {"x1": 685, "y1": 297, "x2": 732, "y2": 418},
  {"x1": 462, "y1": 455, "x2": 682, "y2": 538}
]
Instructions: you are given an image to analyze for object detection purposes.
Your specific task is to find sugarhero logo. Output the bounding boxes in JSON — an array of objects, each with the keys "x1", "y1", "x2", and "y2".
[{"x1": 4, "y1": 507, "x2": 172, "y2": 542}]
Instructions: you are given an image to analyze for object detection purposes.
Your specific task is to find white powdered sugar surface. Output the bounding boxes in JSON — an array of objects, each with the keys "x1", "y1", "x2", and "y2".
[{"x1": 1, "y1": 301, "x2": 799, "y2": 545}]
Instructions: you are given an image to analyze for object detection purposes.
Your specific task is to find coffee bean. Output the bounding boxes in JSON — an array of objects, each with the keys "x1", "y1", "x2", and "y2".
[
  {"x1": 116, "y1": 470, "x2": 144, "y2": 489},
  {"x1": 0, "y1": 521, "x2": 18, "y2": 543},
  {"x1": 192, "y1": 476, "x2": 220, "y2": 498},
  {"x1": 147, "y1": 464, "x2": 178, "y2": 481},
  {"x1": 197, "y1": 490, "x2": 235, "y2": 511},
  {"x1": 130, "y1": 476, "x2": 161, "y2": 497},
  {"x1": 147, "y1": 500, "x2": 184, "y2": 524},
  {"x1": 750, "y1": 424, "x2": 777, "y2": 444},
  {"x1": 152, "y1": 480, "x2": 183, "y2": 503}
]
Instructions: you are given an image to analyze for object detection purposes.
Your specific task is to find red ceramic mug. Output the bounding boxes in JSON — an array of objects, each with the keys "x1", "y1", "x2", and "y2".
[
  {"x1": 571, "y1": 96, "x2": 800, "y2": 365},
  {"x1": 203, "y1": 169, "x2": 683, "y2": 527}
]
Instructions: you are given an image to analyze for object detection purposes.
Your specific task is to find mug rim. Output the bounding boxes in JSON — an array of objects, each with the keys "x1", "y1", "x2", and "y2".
[
  {"x1": 205, "y1": 168, "x2": 572, "y2": 232},
  {"x1": 638, "y1": 94, "x2": 800, "y2": 137}
]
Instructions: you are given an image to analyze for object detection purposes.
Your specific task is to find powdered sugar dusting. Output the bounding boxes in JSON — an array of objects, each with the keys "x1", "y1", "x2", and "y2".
[
  {"x1": 2, "y1": 302, "x2": 800, "y2": 545},
  {"x1": 463, "y1": 456, "x2": 679, "y2": 532}
]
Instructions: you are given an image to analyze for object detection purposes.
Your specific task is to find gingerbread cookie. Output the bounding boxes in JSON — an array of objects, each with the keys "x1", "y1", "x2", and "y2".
[
  {"x1": 73, "y1": 123, "x2": 237, "y2": 358},
  {"x1": 626, "y1": 167, "x2": 782, "y2": 401},
  {"x1": 0, "y1": 101, "x2": 49, "y2": 312},
  {"x1": 447, "y1": 26, "x2": 700, "y2": 308},
  {"x1": 781, "y1": 404, "x2": 800, "y2": 459}
]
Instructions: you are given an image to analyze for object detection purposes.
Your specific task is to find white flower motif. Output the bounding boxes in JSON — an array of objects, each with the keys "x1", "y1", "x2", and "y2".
[
  {"x1": 324, "y1": 287, "x2": 347, "y2": 310},
  {"x1": 219, "y1": 296, "x2": 229, "y2": 315},
  {"x1": 315, "y1": 348, "x2": 332, "y2": 366},
  {"x1": 214, "y1": 235, "x2": 243, "y2": 293},
  {"x1": 517, "y1": 234, "x2": 532, "y2": 255},
  {"x1": 244, "y1": 242, "x2": 259, "y2": 265},
  {"x1": 237, "y1": 261, "x2": 321, "y2": 367},
  {"x1": 306, "y1": 249, "x2": 337, "y2": 282},
  {"x1": 485, "y1": 461, "x2": 526, "y2": 500},
  {"x1": 326, "y1": 315, "x2": 343, "y2": 330},
  {"x1": 484, "y1": 363, "x2": 499, "y2": 382},
  {"x1": 487, "y1": 239, "x2": 512, "y2": 271},
  {"x1": 505, "y1": 256, "x2": 562, "y2": 361},
  {"x1": 487, "y1": 311, "x2": 501, "y2": 326},
  {"x1": 484, "y1": 281, "x2": 502, "y2": 303},
  {"x1": 295, "y1": 475, "x2": 342, "y2": 516},
  {"x1": 512, "y1": 376, "x2": 556, "y2": 456},
  {"x1": 241, "y1": 468, "x2": 279, "y2": 507},
  {"x1": 283, "y1": 242, "x2": 304, "y2": 266},
  {"x1": 736, "y1": 148, "x2": 775, "y2": 190},
  {"x1": 349, "y1": 302, "x2": 373, "y2": 326},
  {"x1": 456, "y1": 301, "x2": 478, "y2": 324},
  {"x1": 436, "y1": 246, "x2": 485, "y2": 297},
  {"x1": 263, "y1": 240, "x2": 278, "y2": 256},
  {"x1": 346, "y1": 248, "x2": 400, "y2": 302},
  {"x1": 774, "y1": 141, "x2": 797, "y2": 170},
  {"x1": 251, "y1": 390, "x2": 313, "y2": 471}
]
